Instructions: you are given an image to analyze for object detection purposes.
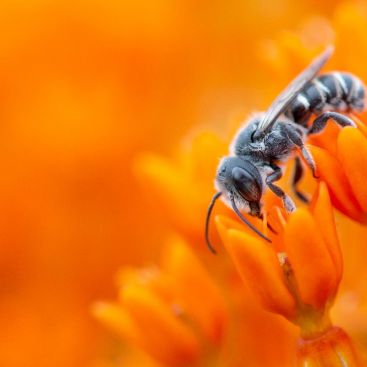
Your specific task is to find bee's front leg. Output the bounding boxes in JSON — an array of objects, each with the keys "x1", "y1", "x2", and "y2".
[
  {"x1": 291, "y1": 156, "x2": 310, "y2": 203},
  {"x1": 266, "y1": 165, "x2": 296, "y2": 213},
  {"x1": 284, "y1": 124, "x2": 318, "y2": 178}
]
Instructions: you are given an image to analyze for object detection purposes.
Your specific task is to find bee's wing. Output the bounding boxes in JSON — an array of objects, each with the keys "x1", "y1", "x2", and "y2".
[{"x1": 257, "y1": 46, "x2": 334, "y2": 133}]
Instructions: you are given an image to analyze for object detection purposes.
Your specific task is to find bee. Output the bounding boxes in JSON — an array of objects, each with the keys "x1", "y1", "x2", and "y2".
[{"x1": 205, "y1": 46, "x2": 365, "y2": 253}]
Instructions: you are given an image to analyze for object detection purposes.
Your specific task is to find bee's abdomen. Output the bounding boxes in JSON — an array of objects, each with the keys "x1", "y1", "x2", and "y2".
[
  {"x1": 317, "y1": 72, "x2": 365, "y2": 110},
  {"x1": 286, "y1": 72, "x2": 365, "y2": 125}
]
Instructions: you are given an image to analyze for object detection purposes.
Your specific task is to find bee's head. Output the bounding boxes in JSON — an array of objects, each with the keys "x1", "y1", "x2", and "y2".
[
  {"x1": 215, "y1": 156, "x2": 263, "y2": 216},
  {"x1": 205, "y1": 156, "x2": 269, "y2": 254}
]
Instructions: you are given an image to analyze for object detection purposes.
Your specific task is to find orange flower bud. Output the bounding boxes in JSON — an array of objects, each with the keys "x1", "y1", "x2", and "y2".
[
  {"x1": 337, "y1": 127, "x2": 367, "y2": 213},
  {"x1": 122, "y1": 285, "x2": 200, "y2": 367},
  {"x1": 311, "y1": 125, "x2": 367, "y2": 224},
  {"x1": 284, "y1": 208, "x2": 337, "y2": 310},
  {"x1": 93, "y1": 236, "x2": 230, "y2": 366},
  {"x1": 216, "y1": 217, "x2": 296, "y2": 320}
]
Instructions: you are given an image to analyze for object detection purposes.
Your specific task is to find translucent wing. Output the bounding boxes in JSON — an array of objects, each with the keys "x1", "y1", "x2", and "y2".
[{"x1": 257, "y1": 46, "x2": 334, "y2": 133}]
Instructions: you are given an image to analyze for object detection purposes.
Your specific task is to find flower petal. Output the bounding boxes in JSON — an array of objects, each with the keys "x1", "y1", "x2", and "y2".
[
  {"x1": 310, "y1": 145, "x2": 364, "y2": 222},
  {"x1": 116, "y1": 266, "x2": 174, "y2": 306},
  {"x1": 216, "y1": 218, "x2": 296, "y2": 320},
  {"x1": 91, "y1": 302, "x2": 139, "y2": 342},
  {"x1": 122, "y1": 285, "x2": 200, "y2": 367},
  {"x1": 352, "y1": 115, "x2": 367, "y2": 138},
  {"x1": 337, "y1": 127, "x2": 367, "y2": 215},
  {"x1": 311, "y1": 182, "x2": 343, "y2": 287},
  {"x1": 284, "y1": 208, "x2": 337, "y2": 310},
  {"x1": 162, "y1": 236, "x2": 227, "y2": 346},
  {"x1": 187, "y1": 132, "x2": 227, "y2": 185},
  {"x1": 134, "y1": 154, "x2": 202, "y2": 234}
]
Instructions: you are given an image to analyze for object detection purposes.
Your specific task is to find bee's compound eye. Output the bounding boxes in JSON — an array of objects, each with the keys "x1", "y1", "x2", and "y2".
[
  {"x1": 232, "y1": 167, "x2": 250, "y2": 182},
  {"x1": 232, "y1": 167, "x2": 261, "y2": 201}
]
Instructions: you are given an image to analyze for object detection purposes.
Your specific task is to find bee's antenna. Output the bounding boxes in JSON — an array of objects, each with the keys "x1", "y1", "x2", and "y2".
[
  {"x1": 230, "y1": 195, "x2": 272, "y2": 243},
  {"x1": 205, "y1": 192, "x2": 222, "y2": 254}
]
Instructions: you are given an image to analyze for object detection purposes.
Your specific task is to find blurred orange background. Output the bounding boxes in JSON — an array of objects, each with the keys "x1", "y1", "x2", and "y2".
[{"x1": 0, "y1": 1, "x2": 359, "y2": 366}]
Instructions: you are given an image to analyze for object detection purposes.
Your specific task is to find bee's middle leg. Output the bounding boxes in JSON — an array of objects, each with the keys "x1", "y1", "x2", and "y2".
[
  {"x1": 266, "y1": 165, "x2": 296, "y2": 213},
  {"x1": 284, "y1": 124, "x2": 318, "y2": 178},
  {"x1": 292, "y1": 156, "x2": 310, "y2": 203}
]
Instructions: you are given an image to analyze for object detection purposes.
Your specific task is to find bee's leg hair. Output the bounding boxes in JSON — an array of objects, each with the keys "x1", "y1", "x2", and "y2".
[{"x1": 266, "y1": 165, "x2": 296, "y2": 213}]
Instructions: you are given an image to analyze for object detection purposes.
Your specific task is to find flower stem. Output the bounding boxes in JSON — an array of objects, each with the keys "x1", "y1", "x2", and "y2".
[{"x1": 297, "y1": 327, "x2": 363, "y2": 367}]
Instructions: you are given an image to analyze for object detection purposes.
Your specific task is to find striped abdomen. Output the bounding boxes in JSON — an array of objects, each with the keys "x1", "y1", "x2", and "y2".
[{"x1": 285, "y1": 72, "x2": 365, "y2": 126}]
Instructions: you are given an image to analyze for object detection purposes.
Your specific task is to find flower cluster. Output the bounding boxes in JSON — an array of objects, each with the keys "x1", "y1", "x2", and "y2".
[
  {"x1": 93, "y1": 236, "x2": 228, "y2": 366},
  {"x1": 95, "y1": 120, "x2": 367, "y2": 366},
  {"x1": 94, "y1": 4, "x2": 367, "y2": 367},
  {"x1": 217, "y1": 182, "x2": 362, "y2": 366}
]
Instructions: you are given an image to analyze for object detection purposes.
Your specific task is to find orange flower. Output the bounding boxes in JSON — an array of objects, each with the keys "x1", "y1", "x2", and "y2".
[
  {"x1": 98, "y1": 43, "x2": 367, "y2": 367},
  {"x1": 2, "y1": 2, "x2": 332, "y2": 366},
  {"x1": 94, "y1": 234, "x2": 302, "y2": 366},
  {"x1": 134, "y1": 132, "x2": 228, "y2": 238},
  {"x1": 92, "y1": 3, "x2": 367, "y2": 367},
  {"x1": 4, "y1": 0, "x2": 367, "y2": 366},
  {"x1": 216, "y1": 182, "x2": 363, "y2": 365},
  {"x1": 93, "y1": 235, "x2": 228, "y2": 367}
]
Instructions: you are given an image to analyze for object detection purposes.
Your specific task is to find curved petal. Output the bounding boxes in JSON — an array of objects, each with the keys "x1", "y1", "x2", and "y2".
[
  {"x1": 134, "y1": 154, "x2": 202, "y2": 234},
  {"x1": 91, "y1": 302, "x2": 139, "y2": 342},
  {"x1": 216, "y1": 218, "x2": 296, "y2": 320},
  {"x1": 311, "y1": 182, "x2": 342, "y2": 287},
  {"x1": 162, "y1": 236, "x2": 227, "y2": 346},
  {"x1": 284, "y1": 208, "x2": 337, "y2": 310},
  {"x1": 337, "y1": 127, "x2": 367, "y2": 215},
  {"x1": 310, "y1": 145, "x2": 364, "y2": 222},
  {"x1": 122, "y1": 285, "x2": 200, "y2": 367}
]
